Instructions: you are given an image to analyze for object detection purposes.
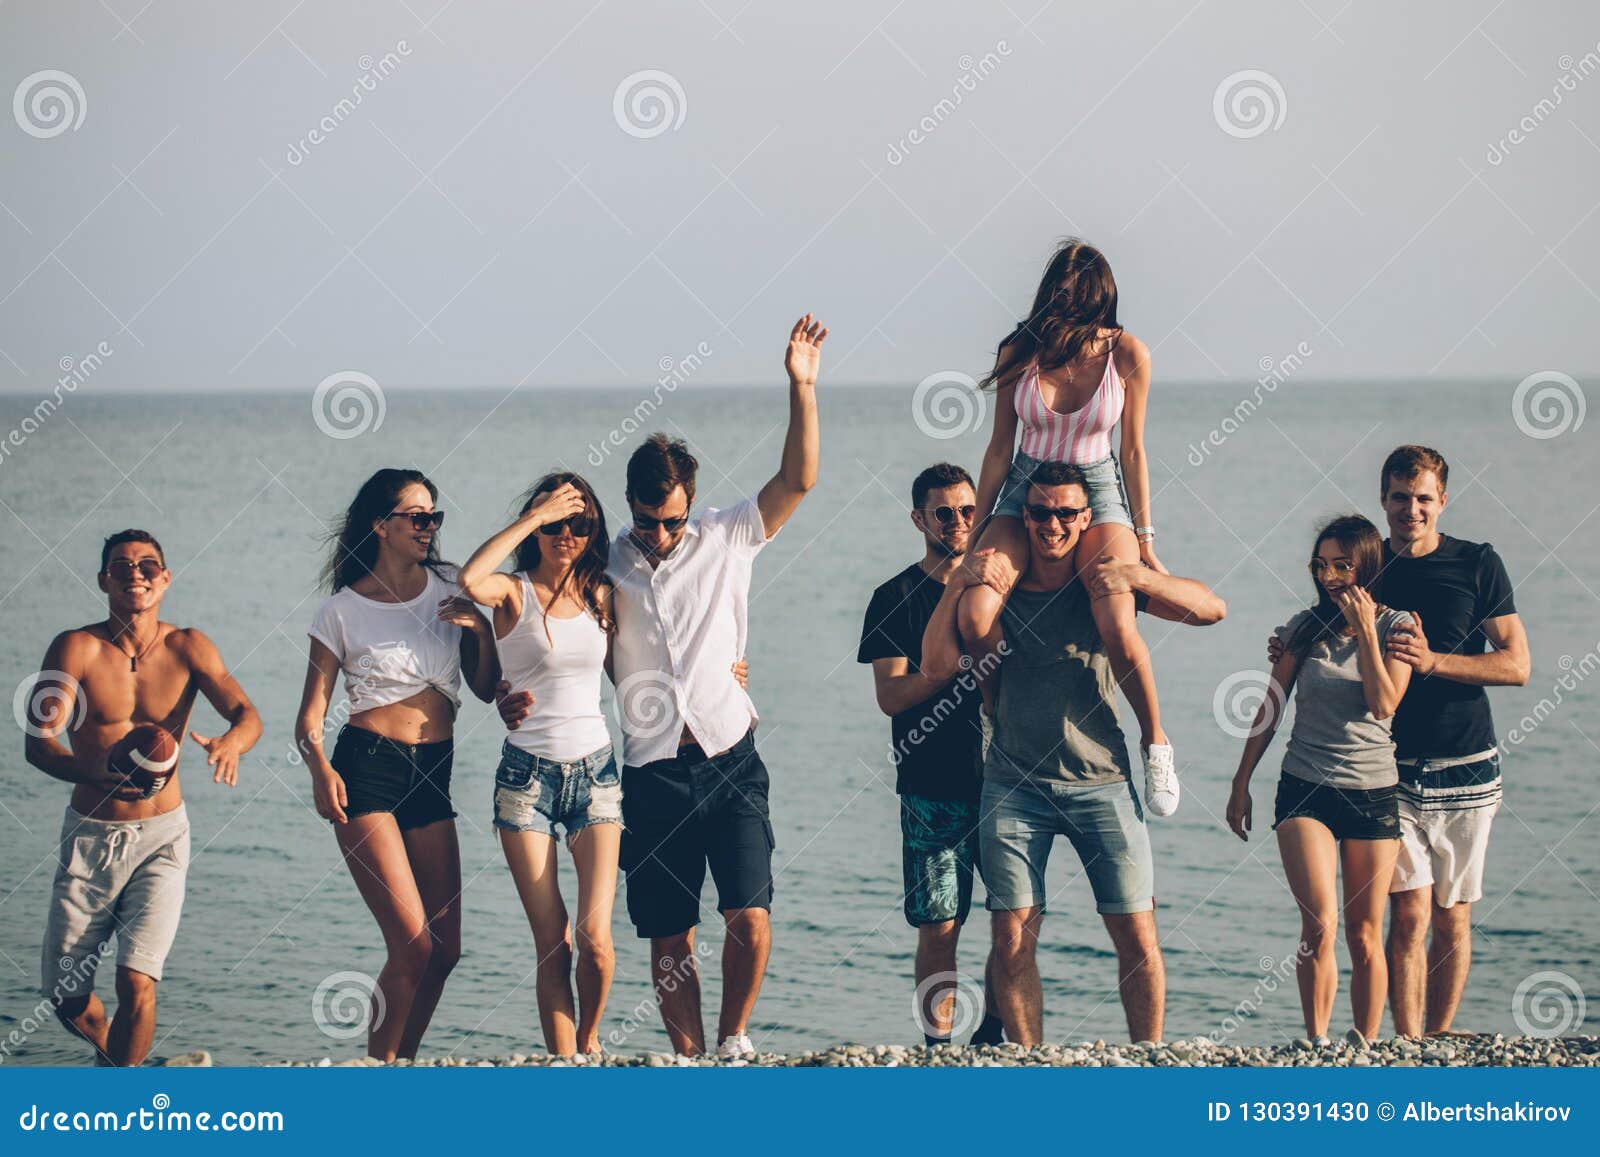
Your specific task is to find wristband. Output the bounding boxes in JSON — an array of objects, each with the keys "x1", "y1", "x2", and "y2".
[{"x1": 1135, "y1": 525, "x2": 1155, "y2": 540}]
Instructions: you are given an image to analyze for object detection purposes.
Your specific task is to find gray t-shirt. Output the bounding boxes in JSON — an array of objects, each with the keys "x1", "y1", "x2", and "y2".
[
  {"x1": 985, "y1": 581, "x2": 1135, "y2": 787},
  {"x1": 1278, "y1": 606, "x2": 1414, "y2": 790}
]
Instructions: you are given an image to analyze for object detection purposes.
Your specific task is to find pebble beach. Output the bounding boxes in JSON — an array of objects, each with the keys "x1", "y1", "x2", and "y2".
[{"x1": 270, "y1": 1035, "x2": 1600, "y2": 1069}]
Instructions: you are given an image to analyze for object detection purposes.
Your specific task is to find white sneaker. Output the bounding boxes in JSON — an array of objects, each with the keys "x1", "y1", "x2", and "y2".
[
  {"x1": 717, "y1": 1033, "x2": 755, "y2": 1061},
  {"x1": 1142, "y1": 744, "x2": 1179, "y2": 817}
]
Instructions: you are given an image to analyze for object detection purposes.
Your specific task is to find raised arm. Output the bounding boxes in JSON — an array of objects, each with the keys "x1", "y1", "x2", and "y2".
[
  {"x1": 179, "y1": 628, "x2": 262, "y2": 787},
  {"x1": 458, "y1": 483, "x2": 587, "y2": 611},
  {"x1": 1085, "y1": 559, "x2": 1226, "y2": 625},
  {"x1": 1340, "y1": 592, "x2": 1411, "y2": 720},
  {"x1": 756, "y1": 314, "x2": 827, "y2": 538}
]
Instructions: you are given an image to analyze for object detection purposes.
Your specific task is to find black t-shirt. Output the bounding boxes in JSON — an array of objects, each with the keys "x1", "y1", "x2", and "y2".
[
  {"x1": 1378, "y1": 535, "x2": 1517, "y2": 760},
  {"x1": 857, "y1": 563, "x2": 984, "y2": 801}
]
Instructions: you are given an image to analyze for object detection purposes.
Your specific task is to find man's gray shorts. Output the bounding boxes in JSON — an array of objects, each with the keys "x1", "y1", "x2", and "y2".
[{"x1": 41, "y1": 804, "x2": 190, "y2": 998}]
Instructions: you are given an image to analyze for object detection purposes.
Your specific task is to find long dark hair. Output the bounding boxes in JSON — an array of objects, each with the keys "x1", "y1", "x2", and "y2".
[
  {"x1": 322, "y1": 468, "x2": 447, "y2": 593},
  {"x1": 512, "y1": 471, "x2": 612, "y2": 636},
  {"x1": 981, "y1": 238, "x2": 1122, "y2": 393},
  {"x1": 1285, "y1": 513, "x2": 1390, "y2": 659}
]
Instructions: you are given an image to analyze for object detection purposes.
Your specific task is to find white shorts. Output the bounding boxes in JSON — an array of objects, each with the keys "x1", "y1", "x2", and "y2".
[
  {"x1": 41, "y1": 804, "x2": 190, "y2": 998},
  {"x1": 1390, "y1": 755, "x2": 1500, "y2": 908}
]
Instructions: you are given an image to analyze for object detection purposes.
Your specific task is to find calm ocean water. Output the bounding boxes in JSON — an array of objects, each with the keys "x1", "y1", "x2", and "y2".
[{"x1": 0, "y1": 381, "x2": 1593, "y2": 1063}]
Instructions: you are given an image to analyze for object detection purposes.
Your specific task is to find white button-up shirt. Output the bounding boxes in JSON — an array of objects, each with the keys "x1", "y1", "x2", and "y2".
[{"x1": 607, "y1": 496, "x2": 772, "y2": 767}]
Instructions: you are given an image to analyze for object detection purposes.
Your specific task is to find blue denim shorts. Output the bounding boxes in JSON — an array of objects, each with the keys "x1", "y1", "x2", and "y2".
[
  {"x1": 492, "y1": 740, "x2": 622, "y2": 840},
  {"x1": 992, "y1": 451, "x2": 1133, "y2": 529},
  {"x1": 979, "y1": 776, "x2": 1153, "y2": 914}
]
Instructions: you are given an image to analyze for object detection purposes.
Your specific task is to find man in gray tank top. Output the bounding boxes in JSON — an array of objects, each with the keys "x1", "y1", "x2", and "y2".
[{"x1": 922, "y1": 461, "x2": 1225, "y2": 1045}]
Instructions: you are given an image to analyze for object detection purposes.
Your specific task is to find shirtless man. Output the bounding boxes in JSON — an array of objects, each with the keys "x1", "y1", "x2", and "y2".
[{"x1": 23, "y1": 529, "x2": 261, "y2": 1065}]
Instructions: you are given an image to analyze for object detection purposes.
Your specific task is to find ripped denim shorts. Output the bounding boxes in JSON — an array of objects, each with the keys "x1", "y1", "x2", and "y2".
[{"x1": 492, "y1": 740, "x2": 622, "y2": 841}]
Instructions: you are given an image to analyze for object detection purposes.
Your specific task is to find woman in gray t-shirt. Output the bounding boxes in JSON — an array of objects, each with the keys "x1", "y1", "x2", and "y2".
[{"x1": 1224, "y1": 514, "x2": 1414, "y2": 1045}]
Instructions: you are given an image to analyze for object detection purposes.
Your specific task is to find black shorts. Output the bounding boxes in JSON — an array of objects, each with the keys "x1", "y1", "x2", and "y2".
[
  {"x1": 330, "y1": 725, "x2": 457, "y2": 831},
  {"x1": 1272, "y1": 774, "x2": 1399, "y2": 842},
  {"x1": 619, "y1": 728, "x2": 775, "y2": 939}
]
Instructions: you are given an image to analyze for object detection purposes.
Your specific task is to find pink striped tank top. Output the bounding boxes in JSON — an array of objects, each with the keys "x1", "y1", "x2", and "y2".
[{"x1": 1014, "y1": 346, "x2": 1125, "y2": 464}]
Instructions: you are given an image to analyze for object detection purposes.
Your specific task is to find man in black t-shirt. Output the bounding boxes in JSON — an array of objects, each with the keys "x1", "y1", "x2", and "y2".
[
  {"x1": 1377, "y1": 446, "x2": 1528, "y2": 1038},
  {"x1": 1269, "y1": 446, "x2": 1530, "y2": 1037},
  {"x1": 858, "y1": 462, "x2": 1002, "y2": 1047}
]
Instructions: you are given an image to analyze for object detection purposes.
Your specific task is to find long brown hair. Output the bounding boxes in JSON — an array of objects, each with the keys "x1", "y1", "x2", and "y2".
[
  {"x1": 512, "y1": 471, "x2": 612, "y2": 637},
  {"x1": 980, "y1": 238, "x2": 1123, "y2": 393},
  {"x1": 322, "y1": 468, "x2": 449, "y2": 593},
  {"x1": 1285, "y1": 513, "x2": 1390, "y2": 658}
]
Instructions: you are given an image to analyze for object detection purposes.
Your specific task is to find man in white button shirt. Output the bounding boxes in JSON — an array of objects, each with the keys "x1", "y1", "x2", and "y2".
[{"x1": 500, "y1": 315, "x2": 828, "y2": 1061}]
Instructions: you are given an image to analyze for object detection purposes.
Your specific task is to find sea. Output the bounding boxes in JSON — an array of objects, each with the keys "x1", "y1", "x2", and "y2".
[{"x1": 0, "y1": 380, "x2": 1593, "y2": 1064}]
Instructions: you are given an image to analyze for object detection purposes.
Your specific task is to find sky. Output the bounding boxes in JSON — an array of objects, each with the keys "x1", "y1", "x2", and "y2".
[{"x1": 0, "y1": 0, "x2": 1597, "y2": 394}]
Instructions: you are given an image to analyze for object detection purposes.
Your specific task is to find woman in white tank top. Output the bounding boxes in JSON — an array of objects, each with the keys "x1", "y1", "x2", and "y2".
[{"x1": 459, "y1": 471, "x2": 620, "y2": 1058}]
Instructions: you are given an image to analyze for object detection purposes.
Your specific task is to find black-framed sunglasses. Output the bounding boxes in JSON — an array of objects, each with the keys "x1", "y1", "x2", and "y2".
[
  {"x1": 1023, "y1": 502, "x2": 1086, "y2": 525},
  {"x1": 633, "y1": 511, "x2": 689, "y2": 533},
  {"x1": 1308, "y1": 559, "x2": 1357, "y2": 577},
  {"x1": 387, "y1": 510, "x2": 445, "y2": 532},
  {"x1": 538, "y1": 516, "x2": 596, "y2": 538},
  {"x1": 924, "y1": 504, "x2": 977, "y2": 526},
  {"x1": 106, "y1": 558, "x2": 165, "y2": 581}
]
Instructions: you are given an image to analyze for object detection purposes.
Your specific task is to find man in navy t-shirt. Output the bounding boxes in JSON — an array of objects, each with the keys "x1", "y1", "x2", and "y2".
[{"x1": 858, "y1": 462, "x2": 1002, "y2": 1047}]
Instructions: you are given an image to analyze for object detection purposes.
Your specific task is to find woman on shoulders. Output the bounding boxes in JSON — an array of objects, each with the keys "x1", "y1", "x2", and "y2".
[
  {"x1": 294, "y1": 467, "x2": 498, "y2": 1062},
  {"x1": 960, "y1": 238, "x2": 1180, "y2": 816},
  {"x1": 1226, "y1": 514, "x2": 1414, "y2": 1045}
]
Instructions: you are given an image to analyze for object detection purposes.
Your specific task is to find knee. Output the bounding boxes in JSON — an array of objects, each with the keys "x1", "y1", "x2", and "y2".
[
  {"x1": 390, "y1": 932, "x2": 435, "y2": 982},
  {"x1": 113, "y1": 969, "x2": 157, "y2": 1012},
  {"x1": 1431, "y1": 908, "x2": 1472, "y2": 949},
  {"x1": 1299, "y1": 913, "x2": 1338, "y2": 957},
  {"x1": 1346, "y1": 922, "x2": 1383, "y2": 967},
  {"x1": 429, "y1": 931, "x2": 461, "y2": 978},
  {"x1": 918, "y1": 920, "x2": 960, "y2": 951},
  {"x1": 990, "y1": 924, "x2": 1034, "y2": 974},
  {"x1": 957, "y1": 584, "x2": 1000, "y2": 643},
  {"x1": 724, "y1": 908, "x2": 770, "y2": 949},
  {"x1": 652, "y1": 932, "x2": 695, "y2": 969},
  {"x1": 53, "y1": 994, "x2": 92, "y2": 1028},
  {"x1": 1389, "y1": 908, "x2": 1430, "y2": 949},
  {"x1": 576, "y1": 924, "x2": 615, "y2": 972}
]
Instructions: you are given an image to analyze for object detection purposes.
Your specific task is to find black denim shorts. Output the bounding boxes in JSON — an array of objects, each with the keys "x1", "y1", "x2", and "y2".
[
  {"x1": 619, "y1": 728, "x2": 774, "y2": 939},
  {"x1": 330, "y1": 725, "x2": 457, "y2": 831},
  {"x1": 1272, "y1": 774, "x2": 1399, "y2": 842}
]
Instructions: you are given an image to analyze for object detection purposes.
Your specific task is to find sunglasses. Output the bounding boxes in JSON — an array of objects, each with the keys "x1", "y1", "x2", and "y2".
[
  {"x1": 1308, "y1": 559, "x2": 1358, "y2": 577},
  {"x1": 924, "y1": 504, "x2": 977, "y2": 526},
  {"x1": 1023, "y1": 503, "x2": 1086, "y2": 525},
  {"x1": 387, "y1": 510, "x2": 445, "y2": 532},
  {"x1": 538, "y1": 516, "x2": 595, "y2": 538},
  {"x1": 632, "y1": 511, "x2": 689, "y2": 533},
  {"x1": 106, "y1": 558, "x2": 164, "y2": 581}
]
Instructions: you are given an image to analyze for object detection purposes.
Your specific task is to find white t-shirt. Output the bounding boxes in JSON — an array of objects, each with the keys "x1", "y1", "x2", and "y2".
[
  {"x1": 496, "y1": 574, "x2": 610, "y2": 761},
  {"x1": 606, "y1": 496, "x2": 771, "y2": 767},
  {"x1": 308, "y1": 567, "x2": 464, "y2": 715}
]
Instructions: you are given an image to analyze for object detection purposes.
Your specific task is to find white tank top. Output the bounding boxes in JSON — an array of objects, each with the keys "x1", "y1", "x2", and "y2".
[{"x1": 495, "y1": 574, "x2": 610, "y2": 761}]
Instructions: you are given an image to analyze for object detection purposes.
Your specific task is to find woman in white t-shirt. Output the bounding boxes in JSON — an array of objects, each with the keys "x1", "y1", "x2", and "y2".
[
  {"x1": 458, "y1": 471, "x2": 620, "y2": 1058},
  {"x1": 295, "y1": 468, "x2": 498, "y2": 1062}
]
